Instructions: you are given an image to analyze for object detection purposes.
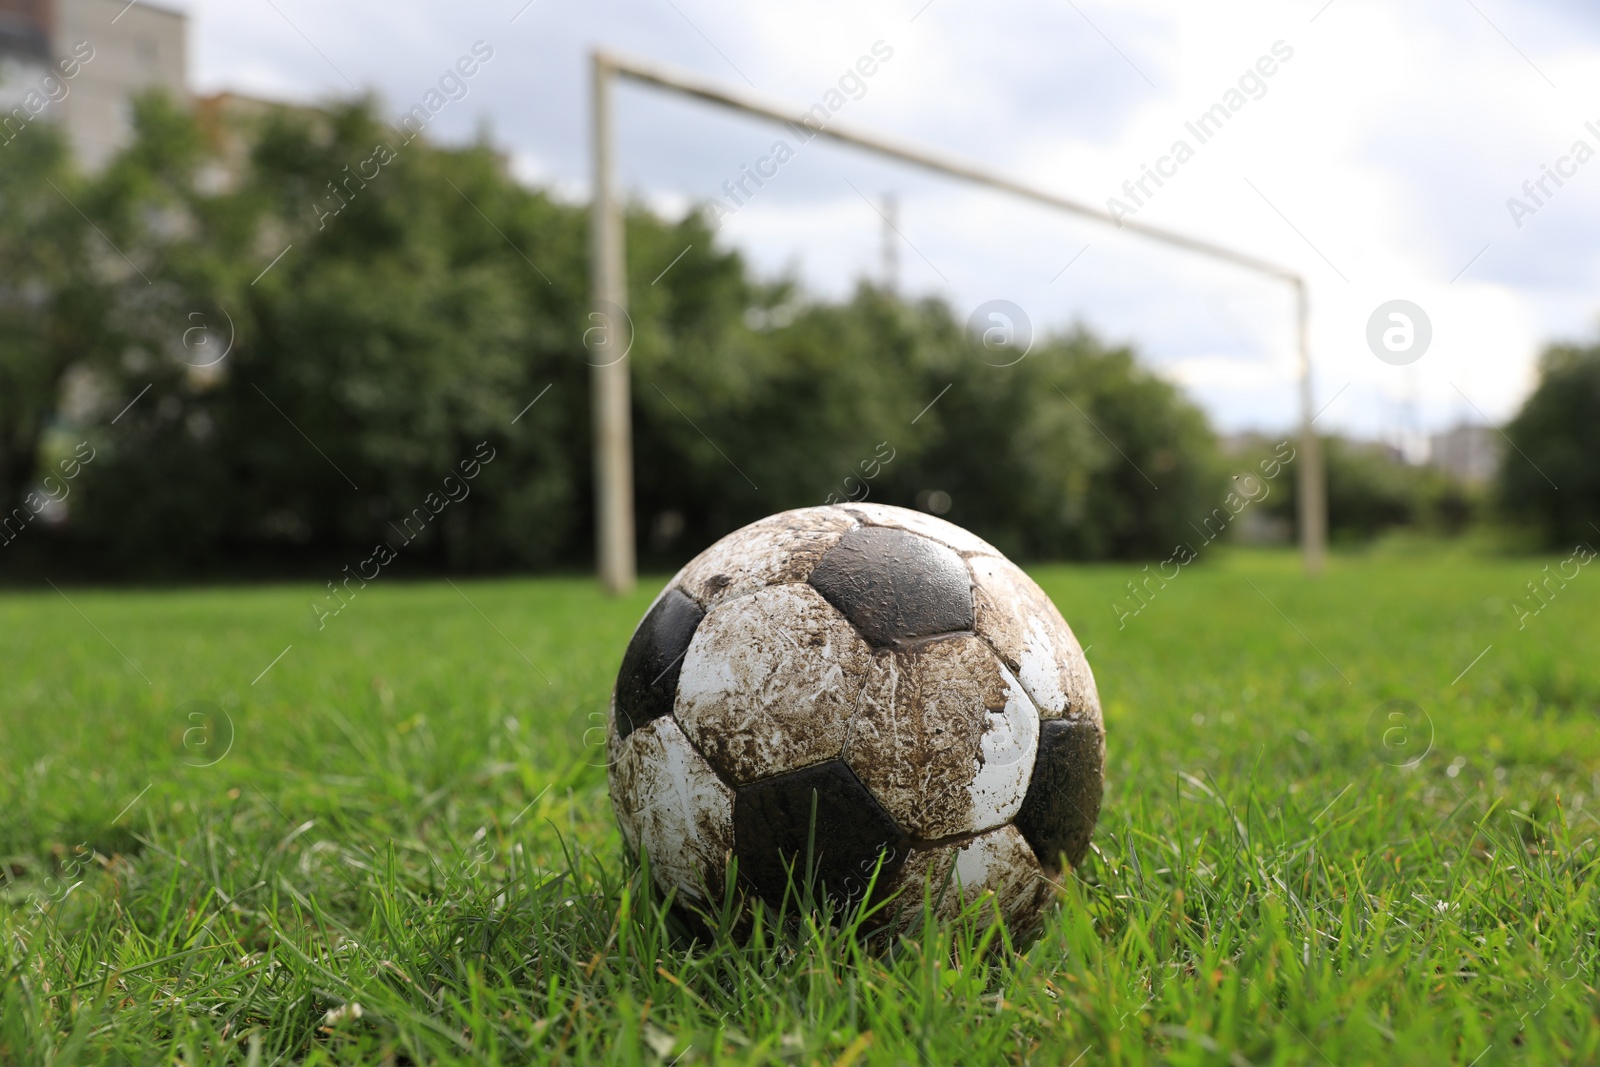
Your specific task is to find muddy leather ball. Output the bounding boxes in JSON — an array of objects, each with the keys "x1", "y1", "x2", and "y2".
[{"x1": 606, "y1": 504, "x2": 1103, "y2": 933}]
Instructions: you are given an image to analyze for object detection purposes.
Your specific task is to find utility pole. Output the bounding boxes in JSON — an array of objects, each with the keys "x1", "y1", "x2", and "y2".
[{"x1": 881, "y1": 192, "x2": 899, "y2": 294}]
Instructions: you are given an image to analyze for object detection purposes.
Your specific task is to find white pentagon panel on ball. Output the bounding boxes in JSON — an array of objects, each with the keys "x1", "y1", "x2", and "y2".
[
  {"x1": 878, "y1": 824, "x2": 1050, "y2": 929},
  {"x1": 842, "y1": 502, "x2": 1002, "y2": 558},
  {"x1": 942, "y1": 823, "x2": 1051, "y2": 927},
  {"x1": 674, "y1": 507, "x2": 859, "y2": 609},
  {"x1": 608, "y1": 715, "x2": 735, "y2": 903},
  {"x1": 675, "y1": 583, "x2": 874, "y2": 785},
  {"x1": 969, "y1": 554, "x2": 1101, "y2": 724},
  {"x1": 844, "y1": 633, "x2": 1038, "y2": 840}
]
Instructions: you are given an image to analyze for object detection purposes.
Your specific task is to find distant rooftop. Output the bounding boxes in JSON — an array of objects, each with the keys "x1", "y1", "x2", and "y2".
[
  {"x1": 0, "y1": 0, "x2": 52, "y2": 62},
  {"x1": 0, "y1": 0, "x2": 188, "y2": 170}
]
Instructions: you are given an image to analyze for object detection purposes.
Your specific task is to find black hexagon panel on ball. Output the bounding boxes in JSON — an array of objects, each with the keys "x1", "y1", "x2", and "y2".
[{"x1": 606, "y1": 504, "x2": 1104, "y2": 938}]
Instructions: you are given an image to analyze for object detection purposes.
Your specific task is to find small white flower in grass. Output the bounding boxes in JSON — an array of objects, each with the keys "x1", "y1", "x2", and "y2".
[{"x1": 322, "y1": 1002, "x2": 363, "y2": 1026}]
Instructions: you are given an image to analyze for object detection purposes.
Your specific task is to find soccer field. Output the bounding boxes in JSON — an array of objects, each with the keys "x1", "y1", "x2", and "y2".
[{"x1": 3, "y1": 549, "x2": 1597, "y2": 1064}]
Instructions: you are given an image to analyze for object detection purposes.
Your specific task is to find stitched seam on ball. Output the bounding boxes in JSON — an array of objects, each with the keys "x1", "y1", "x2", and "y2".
[
  {"x1": 826, "y1": 658, "x2": 882, "y2": 774},
  {"x1": 971, "y1": 606, "x2": 1103, "y2": 724},
  {"x1": 668, "y1": 709, "x2": 744, "y2": 795},
  {"x1": 702, "y1": 576, "x2": 833, "y2": 615},
  {"x1": 678, "y1": 510, "x2": 862, "y2": 610},
  {"x1": 841, "y1": 505, "x2": 1000, "y2": 558},
  {"x1": 675, "y1": 582, "x2": 872, "y2": 787},
  {"x1": 980, "y1": 629, "x2": 1064, "y2": 724}
]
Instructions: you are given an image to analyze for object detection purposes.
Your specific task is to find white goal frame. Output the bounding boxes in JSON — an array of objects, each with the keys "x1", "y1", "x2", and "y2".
[{"x1": 589, "y1": 49, "x2": 1327, "y2": 593}]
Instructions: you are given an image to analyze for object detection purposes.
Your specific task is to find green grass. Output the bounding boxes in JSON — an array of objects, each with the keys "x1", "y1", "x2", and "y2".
[{"x1": 3, "y1": 548, "x2": 1598, "y2": 1064}]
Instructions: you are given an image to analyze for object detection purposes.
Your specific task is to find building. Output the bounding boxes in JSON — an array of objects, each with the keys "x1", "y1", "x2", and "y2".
[
  {"x1": 1428, "y1": 423, "x2": 1501, "y2": 487},
  {"x1": 0, "y1": 0, "x2": 53, "y2": 106},
  {"x1": 0, "y1": 0, "x2": 186, "y2": 170},
  {"x1": 193, "y1": 89, "x2": 332, "y2": 182}
]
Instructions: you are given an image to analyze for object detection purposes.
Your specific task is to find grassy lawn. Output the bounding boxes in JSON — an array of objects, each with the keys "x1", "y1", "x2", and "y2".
[{"x1": 2, "y1": 548, "x2": 1598, "y2": 1064}]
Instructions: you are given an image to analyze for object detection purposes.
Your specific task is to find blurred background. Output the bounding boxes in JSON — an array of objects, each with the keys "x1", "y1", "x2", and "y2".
[{"x1": 2, "y1": 0, "x2": 1597, "y2": 582}]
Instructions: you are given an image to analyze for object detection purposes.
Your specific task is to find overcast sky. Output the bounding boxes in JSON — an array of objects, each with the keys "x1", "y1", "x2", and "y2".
[{"x1": 165, "y1": 0, "x2": 1600, "y2": 443}]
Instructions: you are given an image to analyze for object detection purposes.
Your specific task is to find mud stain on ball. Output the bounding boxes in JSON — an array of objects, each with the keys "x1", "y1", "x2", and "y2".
[
  {"x1": 843, "y1": 634, "x2": 1037, "y2": 839},
  {"x1": 880, "y1": 824, "x2": 1051, "y2": 930},
  {"x1": 676, "y1": 509, "x2": 859, "y2": 609},
  {"x1": 609, "y1": 716, "x2": 736, "y2": 902},
  {"x1": 969, "y1": 555, "x2": 1100, "y2": 723},
  {"x1": 675, "y1": 584, "x2": 874, "y2": 785}
]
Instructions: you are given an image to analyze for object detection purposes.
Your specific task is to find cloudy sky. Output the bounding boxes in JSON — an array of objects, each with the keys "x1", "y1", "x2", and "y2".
[{"x1": 164, "y1": 0, "x2": 1600, "y2": 442}]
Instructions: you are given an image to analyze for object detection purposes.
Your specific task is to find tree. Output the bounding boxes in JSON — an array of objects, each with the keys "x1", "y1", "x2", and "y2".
[
  {"x1": 5, "y1": 91, "x2": 1228, "y2": 577},
  {"x1": 0, "y1": 121, "x2": 114, "y2": 556},
  {"x1": 36, "y1": 94, "x2": 773, "y2": 576},
  {"x1": 1500, "y1": 342, "x2": 1600, "y2": 548}
]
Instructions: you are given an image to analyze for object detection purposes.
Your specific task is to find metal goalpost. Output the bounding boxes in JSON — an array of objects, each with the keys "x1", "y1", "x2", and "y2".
[{"x1": 589, "y1": 48, "x2": 1327, "y2": 594}]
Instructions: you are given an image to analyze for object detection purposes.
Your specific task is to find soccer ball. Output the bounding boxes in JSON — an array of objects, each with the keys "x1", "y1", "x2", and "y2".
[{"x1": 606, "y1": 503, "x2": 1103, "y2": 934}]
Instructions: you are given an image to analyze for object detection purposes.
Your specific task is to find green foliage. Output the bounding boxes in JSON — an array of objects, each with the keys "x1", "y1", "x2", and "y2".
[
  {"x1": 2, "y1": 553, "x2": 1598, "y2": 1062},
  {"x1": 0, "y1": 119, "x2": 103, "y2": 531},
  {"x1": 1500, "y1": 342, "x2": 1600, "y2": 548},
  {"x1": 1251, "y1": 434, "x2": 1479, "y2": 543},
  {"x1": 53, "y1": 96, "x2": 595, "y2": 574},
  {"x1": 635, "y1": 287, "x2": 1223, "y2": 564},
  {"x1": 2, "y1": 93, "x2": 1222, "y2": 576}
]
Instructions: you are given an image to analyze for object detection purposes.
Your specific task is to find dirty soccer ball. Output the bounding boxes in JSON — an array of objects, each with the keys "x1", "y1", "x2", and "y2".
[{"x1": 605, "y1": 503, "x2": 1104, "y2": 934}]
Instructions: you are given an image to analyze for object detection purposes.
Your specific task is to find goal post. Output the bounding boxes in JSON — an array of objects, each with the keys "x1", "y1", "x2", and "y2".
[{"x1": 589, "y1": 48, "x2": 1327, "y2": 593}]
